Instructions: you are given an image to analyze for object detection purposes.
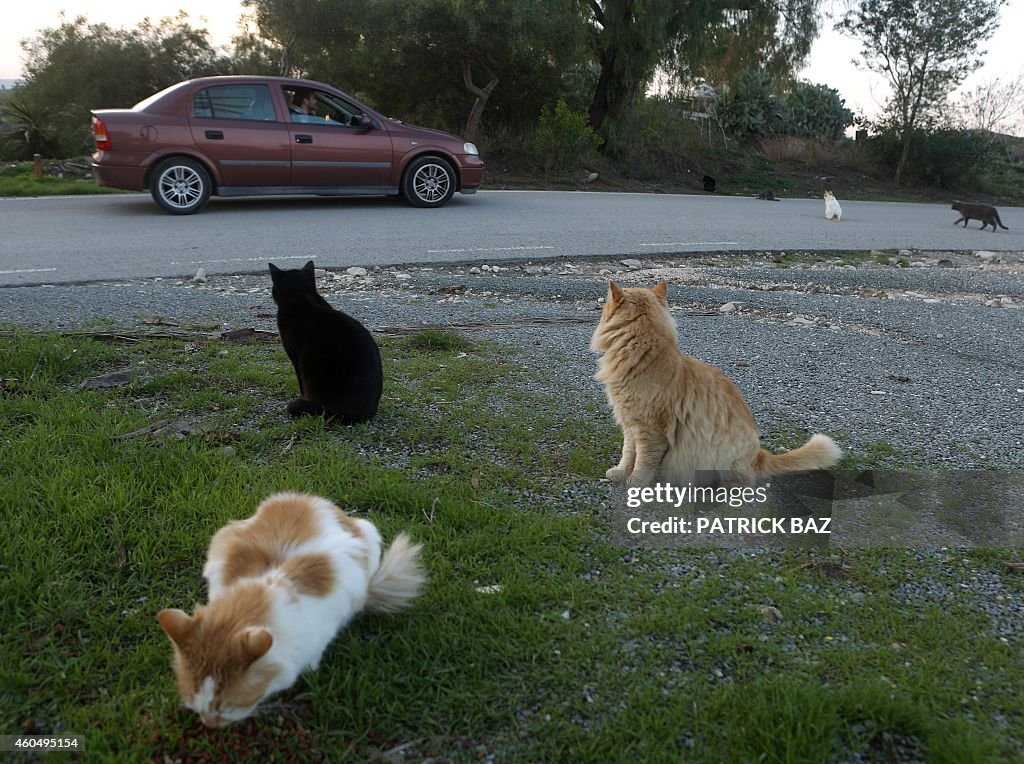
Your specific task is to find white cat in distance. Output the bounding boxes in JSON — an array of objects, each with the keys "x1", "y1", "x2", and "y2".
[{"x1": 824, "y1": 190, "x2": 843, "y2": 221}]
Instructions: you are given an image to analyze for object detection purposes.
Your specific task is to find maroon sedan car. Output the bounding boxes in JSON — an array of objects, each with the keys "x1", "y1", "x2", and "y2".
[{"x1": 91, "y1": 76, "x2": 485, "y2": 214}]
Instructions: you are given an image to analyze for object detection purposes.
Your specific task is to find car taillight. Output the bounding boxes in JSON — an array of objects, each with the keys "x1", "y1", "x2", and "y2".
[{"x1": 93, "y1": 116, "x2": 112, "y2": 151}]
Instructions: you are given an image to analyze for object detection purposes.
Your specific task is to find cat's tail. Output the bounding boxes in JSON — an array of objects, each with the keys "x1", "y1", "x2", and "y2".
[
  {"x1": 753, "y1": 434, "x2": 842, "y2": 479},
  {"x1": 995, "y1": 212, "x2": 1008, "y2": 230},
  {"x1": 365, "y1": 533, "x2": 427, "y2": 614}
]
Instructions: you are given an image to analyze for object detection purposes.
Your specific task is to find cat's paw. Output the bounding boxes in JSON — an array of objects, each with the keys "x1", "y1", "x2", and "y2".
[
  {"x1": 625, "y1": 471, "x2": 654, "y2": 488},
  {"x1": 286, "y1": 397, "x2": 324, "y2": 417},
  {"x1": 605, "y1": 466, "x2": 630, "y2": 481}
]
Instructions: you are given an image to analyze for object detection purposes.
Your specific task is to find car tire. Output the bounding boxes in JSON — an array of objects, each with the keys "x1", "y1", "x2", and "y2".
[
  {"x1": 402, "y1": 156, "x2": 456, "y2": 208},
  {"x1": 149, "y1": 157, "x2": 212, "y2": 215}
]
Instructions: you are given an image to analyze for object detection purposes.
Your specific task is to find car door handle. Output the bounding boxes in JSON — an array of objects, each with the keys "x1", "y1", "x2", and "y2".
[
  {"x1": 295, "y1": 134, "x2": 313, "y2": 144},
  {"x1": 204, "y1": 130, "x2": 224, "y2": 140}
]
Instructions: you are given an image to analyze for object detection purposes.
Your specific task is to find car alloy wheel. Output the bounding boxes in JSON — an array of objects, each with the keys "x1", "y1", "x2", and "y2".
[
  {"x1": 150, "y1": 158, "x2": 212, "y2": 215},
  {"x1": 403, "y1": 157, "x2": 455, "y2": 208}
]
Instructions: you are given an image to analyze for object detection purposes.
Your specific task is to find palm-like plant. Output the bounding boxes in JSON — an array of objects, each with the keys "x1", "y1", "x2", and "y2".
[{"x1": 0, "y1": 89, "x2": 59, "y2": 159}]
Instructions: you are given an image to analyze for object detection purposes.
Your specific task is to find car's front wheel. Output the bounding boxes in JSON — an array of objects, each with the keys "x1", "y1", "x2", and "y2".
[
  {"x1": 150, "y1": 157, "x2": 212, "y2": 215},
  {"x1": 402, "y1": 156, "x2": 456, "y2": 208}
]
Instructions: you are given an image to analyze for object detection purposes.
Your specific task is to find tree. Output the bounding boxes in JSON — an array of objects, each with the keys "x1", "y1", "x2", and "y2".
[
  {"x1": 577, "y1": 0, "x2": 822, "y2": 136},
  {"x1": 836, "y1": 0, "x2": 1007, "y2": 184},
  {"x1": 245, "y1": 0, "x2": 583, "y2": 141},
  {"x1": 352, "y1": 0, "x2": 574, "y2": 140},
  {"x1": 241, "y1": 0, "x2": 364, "y2": 77},
  {"x1": 698, "y1": 0, "x2": 819, "y2": 86},
  {"x1": 221, "y1": 27, "x2": 285, "y2": 76},
  {"x1": 393, "y1": 0, "x2": 583, "y2": 140},
  {"x1": 18, "y1": 14, "x2": 227, "y2": 155},
  {"x1": 956, "y1": 72, "x2": 1024, "y2": 135},
  {"x1": 579, "y1": 0, "x2": 713, "y2": 132}
]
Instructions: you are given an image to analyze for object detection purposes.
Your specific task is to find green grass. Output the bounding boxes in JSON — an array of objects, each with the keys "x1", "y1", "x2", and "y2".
[
  {"x1": 770, "y1": 250, "x2": 884, "y2": 269},
  {"x1": 725, "y1": 169, "x2": 795, "y2": 194},
  {"x1": 972, "y1": 159, "x2": 1024, "y2": 200},
  {"x1": 1, "y1": 331, "x2": 1021, "y2": 762},
  {"x1": 398, "y1": 328, "x2": 475, "y2": 353},
  {"x1": 0, "y1": 172, "x2": 128, "y2": 196}
]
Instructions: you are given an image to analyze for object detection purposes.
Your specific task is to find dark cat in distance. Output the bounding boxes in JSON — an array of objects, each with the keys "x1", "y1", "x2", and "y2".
[
  {"x1": 952, "y1": 201, "x2": 1008, "y2": 232},
  {"x1": 268, "y1": 260, "x2": 382, "y2": 423}
]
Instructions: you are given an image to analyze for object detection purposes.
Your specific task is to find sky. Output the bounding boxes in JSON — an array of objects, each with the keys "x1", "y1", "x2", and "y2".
[{"x1": 2, "y1": 0, "x2": 1023, "y2": 131}]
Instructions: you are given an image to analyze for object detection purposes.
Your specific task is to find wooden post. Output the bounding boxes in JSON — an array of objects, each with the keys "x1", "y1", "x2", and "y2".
[{"x1": 33, "y1": 154, "x2": 43, "y2": 179}]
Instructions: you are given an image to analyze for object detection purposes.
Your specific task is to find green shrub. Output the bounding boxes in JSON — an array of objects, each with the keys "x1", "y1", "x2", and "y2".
[
  {"x1": 718, "y1": 69, "x2": 785, "y2": 138},
  {"x1": 599, "y1": 96, "x2": 716, "y2": 180},
  {"x1": 867, "y1": 128, "x2": 997, "y2": 188},
  {"x1": 532, "y1": 99, "x2": 602, "y2": 174},
  {"x1": 783, "y1": 81, "x2": 854, "y2": 142},
  {"x1": 0, "y1": 89, "x2": 62, "y2": 160},
  {"x1": 719, "y1": 72, "x2": 853, "y2": 144}
]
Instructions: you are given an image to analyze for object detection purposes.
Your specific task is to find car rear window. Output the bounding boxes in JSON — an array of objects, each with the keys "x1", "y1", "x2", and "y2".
[{"x1": 194, "y1": 85, "x2": 275, "y2": 121}]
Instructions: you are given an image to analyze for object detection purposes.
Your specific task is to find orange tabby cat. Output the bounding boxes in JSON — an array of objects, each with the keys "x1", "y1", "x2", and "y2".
[{"x1": 591, "y1": 281, "x2": 841, "y2": 488}]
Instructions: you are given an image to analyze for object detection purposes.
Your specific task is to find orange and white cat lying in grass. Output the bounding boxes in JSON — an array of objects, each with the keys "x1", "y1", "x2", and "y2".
[
  {"x1": 157, "y1": 492, "x2": 426, "y2": 728},
  {"x1": 591, "y1": 281, "x2": 841, "y2": 489}
]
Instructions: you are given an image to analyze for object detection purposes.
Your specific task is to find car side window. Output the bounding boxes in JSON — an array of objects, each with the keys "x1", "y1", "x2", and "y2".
[
  {"x1": 283, "y1": 87, "x2": 363, "y2": 127},
  {"x1": 194, "y1": 85, "x2": 276, "y2": 122}
]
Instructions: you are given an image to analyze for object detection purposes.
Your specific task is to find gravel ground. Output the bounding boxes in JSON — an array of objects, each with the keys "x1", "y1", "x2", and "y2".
[
  {"x1": 2, "y1": 251, "x2": 1024, "y2": 464},
  {"x1": 4, "y1": 250, "x2": 1022, "y2": 758},
  {"x1": 3, "y1": 249, "x2": 1021, "y2": 531},
  {"x1": 1, "y1": 250, "x2": 1021, "y2": 472}
]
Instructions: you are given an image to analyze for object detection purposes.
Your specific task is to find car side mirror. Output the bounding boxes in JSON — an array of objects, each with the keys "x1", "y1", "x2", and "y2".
[{"x1": 351, "y1": 114, "x2": 373, "y2": 129}]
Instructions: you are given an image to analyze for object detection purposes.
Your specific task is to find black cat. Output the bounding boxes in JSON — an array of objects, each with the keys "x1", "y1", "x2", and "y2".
[{"x1": 268, "y1": 260, "x2": 382, "y2": 423}]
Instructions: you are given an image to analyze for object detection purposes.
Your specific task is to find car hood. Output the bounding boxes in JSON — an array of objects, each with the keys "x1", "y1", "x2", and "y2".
[{"x1": 383, "y1": 118, "x2": 468, "y2": 145}]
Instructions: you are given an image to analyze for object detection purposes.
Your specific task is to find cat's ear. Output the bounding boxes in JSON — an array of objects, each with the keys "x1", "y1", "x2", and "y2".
[
  {"x1": 157, "y1": 609, "x2": 196, "y2": 644},
  {"x1": 652, "y1": 281, "x2": 668, "y2": 301},
  {"x1": 241, "y1": 628, "x2": 273, "y2": 662},
  {"x1": 302, "y1": 260, "x2": 315, "y2": 273},
  {"x1": 608, "y1": 281, "x2": 624, "y2": 304},
  {"x1": 268, "y1": 263, "x2": 281, "y2": 277}
]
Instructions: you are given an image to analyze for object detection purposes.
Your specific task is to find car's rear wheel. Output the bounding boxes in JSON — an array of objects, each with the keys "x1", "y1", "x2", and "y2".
[
  {"x1": 402, "y1": 156, "x2": 456, "y2": 208},
  {"x1": 150, "y1": 157, "x2": 212, "y2": 215}
]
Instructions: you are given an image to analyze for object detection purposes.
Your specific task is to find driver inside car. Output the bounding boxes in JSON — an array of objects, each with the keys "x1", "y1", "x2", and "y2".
[{"x1": 289, "y1": 89, "x2": 329, "y2": 123}]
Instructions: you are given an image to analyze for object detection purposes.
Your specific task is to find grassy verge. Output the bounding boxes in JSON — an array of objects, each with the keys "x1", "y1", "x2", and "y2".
[
  {"x1": 0, "y1": 172, "x2": 128, "y2": 197},
  {"x1": 1, "y1": 331, "x2": 1021, "y2": 762}
]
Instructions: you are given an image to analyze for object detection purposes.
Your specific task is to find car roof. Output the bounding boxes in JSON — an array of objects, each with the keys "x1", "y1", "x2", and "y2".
[{"x1": 133, "y1": 76, "x2": 358, "y2": 114}]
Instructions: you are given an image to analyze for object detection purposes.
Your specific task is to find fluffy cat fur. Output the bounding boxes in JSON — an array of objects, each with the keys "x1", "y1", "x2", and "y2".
[
  {"x1": 591, "y1": 281, "x2": 842, "y2": 488},
  {"x1": 157, "y1": 492, "x2": 426, "y2": 728},
  {"x1": 269, "y1": 260, "x2": 382, "y2": 423},
  {"x1": 823, "y1": 190, "x2": 842, "y2": 221},
  {"x1": 951, "y1": 201, "x2": 1008, "y2": 232}
]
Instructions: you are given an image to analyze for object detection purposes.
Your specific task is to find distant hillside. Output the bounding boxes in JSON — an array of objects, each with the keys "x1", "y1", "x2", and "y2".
[{"x1": 987, "y1": 130, "x2": 1024, "y2": 162}]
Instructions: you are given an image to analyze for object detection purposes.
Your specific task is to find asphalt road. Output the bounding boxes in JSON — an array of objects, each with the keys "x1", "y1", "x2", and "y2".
[{"x1": 1, "y1": 190, "x2": 1022, "y2": 286}]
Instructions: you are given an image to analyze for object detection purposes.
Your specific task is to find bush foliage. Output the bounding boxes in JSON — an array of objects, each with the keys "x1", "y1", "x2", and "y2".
[
  {"x1": 719, "y1": 70, "x2": 854, "y2": 142},
  {"x1": 532, "y1": 99, "x2": 602, "y2": 174},
  {"x1": 784, "y1": 81, "x2": 855, "y2": 142},
  {"x1": 719, "y1": 69, "x2": 786, "y2": 138},
  {"x1": 867, "y1": 127, "x2": 997, "y2": 188}
]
